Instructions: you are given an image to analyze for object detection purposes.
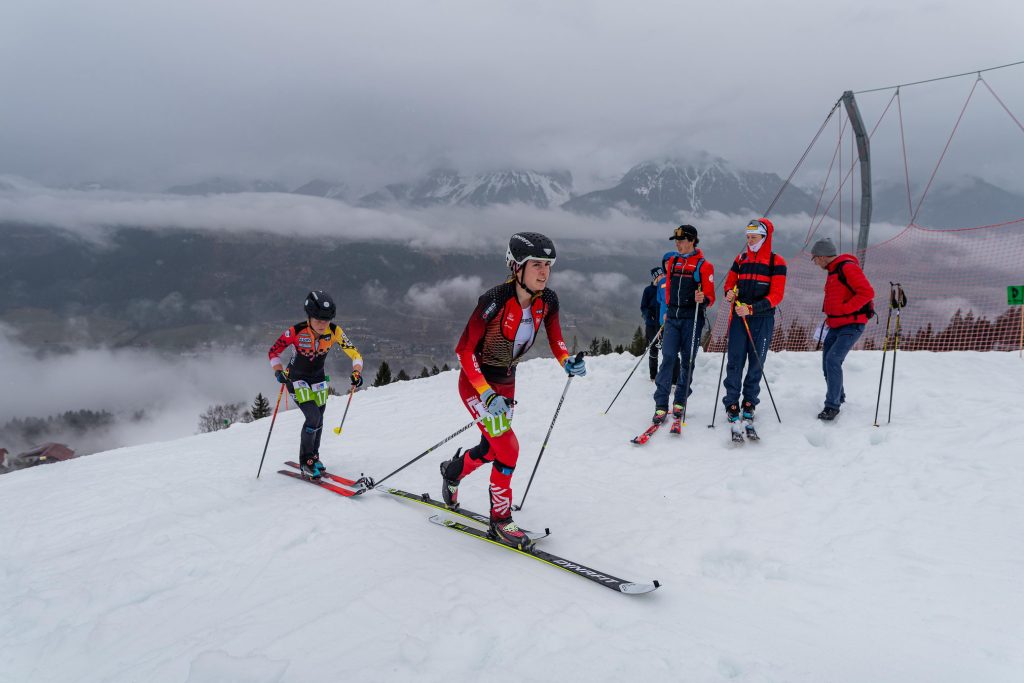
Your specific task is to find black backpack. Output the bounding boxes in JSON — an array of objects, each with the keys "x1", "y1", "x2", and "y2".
[{"x1": 834, "y1": 260, "x2": 876, "y2": 320}]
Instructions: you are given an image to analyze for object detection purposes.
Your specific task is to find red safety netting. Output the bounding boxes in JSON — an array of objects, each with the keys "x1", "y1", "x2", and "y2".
[{"x1": 707, "y1": 218, "x2": 1024, "y2": 353}]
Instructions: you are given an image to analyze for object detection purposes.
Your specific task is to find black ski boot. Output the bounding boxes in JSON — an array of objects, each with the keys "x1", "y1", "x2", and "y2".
[
  {"x1": 439, "y1": 448, "x2": 463, "y2": 509},
  {"x1": 489, "y1": 517, "x2": 535, "y2": 551},
  {"x1": 672, "y1": 403, "x2": 685, "y2": 419},
  {"x1": 817, "y1": 407, "x2": 841, "y2": 421},
  {"x1": 652, "y1": 406, "x2": 668, "y2": 425}
]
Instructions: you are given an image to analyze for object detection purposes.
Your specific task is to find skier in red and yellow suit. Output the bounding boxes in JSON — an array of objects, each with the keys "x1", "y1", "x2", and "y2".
[
  {"x1": 268, "y1": 290, "x2": 362, "y2": 478},
  {"x1": 440, "y1": 232, "x2": 585, "y2": 549}
]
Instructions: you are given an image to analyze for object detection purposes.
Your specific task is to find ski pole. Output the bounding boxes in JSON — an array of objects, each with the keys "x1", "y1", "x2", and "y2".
[
  {"x1": 603, "y1": 325, "x2": 663, "y2": 414},
  {"x1": 707, "y1": 307, "x2": 733, "y2": 428},
  {"x1": 679, "y1": 305, "x2": 703, "y2": 425},
  {"x1": 353, "y1": 406, "x2": 512, "y2": 492},
  {"x1": 872, "y1": 286, "x2": 896, "y2": 427},
  {"x1": 514, "y1": 352, "x2": 584, "y2": 512},
  {"x1": 740, "y1": 313, "x2": 781, "y2": 423},
  {"x1": 256, "y1": 384, "x2": 286, "y2": 478},
  {"x1": 332, "y1": 386, "x2": 356, "y2": 435},
  {"x1": 887, "y1": 284, "x2": 907, "y2": 424}
]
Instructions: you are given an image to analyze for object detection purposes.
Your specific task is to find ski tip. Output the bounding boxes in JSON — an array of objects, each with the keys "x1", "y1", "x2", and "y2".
[{"x1": 619, "y1": 580, "x2": 661, "y2": 595}]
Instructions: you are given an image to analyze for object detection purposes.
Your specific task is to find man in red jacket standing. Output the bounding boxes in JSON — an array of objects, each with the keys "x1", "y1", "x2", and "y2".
[{"x1": 811, "y1": 238, "x2": 875, "y2": 421}]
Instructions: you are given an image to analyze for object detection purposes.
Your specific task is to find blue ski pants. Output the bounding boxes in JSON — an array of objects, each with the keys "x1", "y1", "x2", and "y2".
[
  {"x1": 822, "y1": 323, "x2": 864, "y2": 409},
  {"x1": 722, "y1": 314, "x2": 774, "y2": 409},
  {"x1": 653, "y1": 316, "x2": 701, "y2": 408}
]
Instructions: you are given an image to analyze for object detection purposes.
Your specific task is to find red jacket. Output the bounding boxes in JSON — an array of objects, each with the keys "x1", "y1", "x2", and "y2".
[
  {"x1": 823, "y1": 254, "x2": 875, "y2": 328},
  {"x1": 723, "y1": 218, "x2": 786, "y2": 316},
  {"x1": 455, "y1": 282, "x2": 569, "y2": 393}
]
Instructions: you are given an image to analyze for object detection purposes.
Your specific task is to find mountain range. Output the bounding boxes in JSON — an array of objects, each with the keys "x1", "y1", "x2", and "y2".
[{"x1": 156, "y1": 157, "x2": 1024, "y2": 227}]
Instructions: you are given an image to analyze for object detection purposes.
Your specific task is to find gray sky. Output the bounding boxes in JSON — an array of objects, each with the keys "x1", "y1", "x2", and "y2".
[{"x1": 1, "y1": 0, "x2": 1022, "y2": 192}]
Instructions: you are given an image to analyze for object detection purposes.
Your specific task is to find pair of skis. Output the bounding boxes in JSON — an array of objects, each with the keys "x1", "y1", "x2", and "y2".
[
  {"x1": 730, "y1": 418, "x2": 760, "y2": 444},
  {"x1": 276, "y1": 461, "x2": 659, "y2": 595},
  {"x1": 631, "y1": 415, "x2": 761, "y2": 445},
  {"x1": 631, "y1": 413, "x2": 684, "y2": 445}
]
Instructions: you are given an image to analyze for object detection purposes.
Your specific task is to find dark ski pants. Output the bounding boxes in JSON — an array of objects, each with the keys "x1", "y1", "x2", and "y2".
[
  {"x1": 822, "y1": 323, "x2": 864, "y2": 409},
  {"x1": 653, "y1": 316, "x2": 700, "y2": 408},
  {"x1": 645, "y1": 323, "x2": 659, "y2": 379},
  {"x1": 295, "y1": 398, "x2": 326, "y2": 462},
  {"x1": 722, "y1": 315, "x2": 774, "y2": 409}
]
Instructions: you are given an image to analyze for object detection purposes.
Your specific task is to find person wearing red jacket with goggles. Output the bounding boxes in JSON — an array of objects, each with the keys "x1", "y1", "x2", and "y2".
[
  {"x1": 721, "y1": 218, "x2": 787, "y2": 428},
  {"x1": 811, "y1": 238, "x2": 875, "y2": 421}
]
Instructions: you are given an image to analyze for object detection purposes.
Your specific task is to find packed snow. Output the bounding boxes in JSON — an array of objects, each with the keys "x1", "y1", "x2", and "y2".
[{"x1": 2, "y1": 350, "x2": 1022, "y2": 682}]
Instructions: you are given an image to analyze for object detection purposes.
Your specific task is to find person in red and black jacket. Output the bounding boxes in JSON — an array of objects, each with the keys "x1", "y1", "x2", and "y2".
[
  {"x1": 811, "y1": 237, "x2": 875, "y2": 421},
  {"x1": 651, "y1": 224, "x2": 715, "y2": 423},
  {"x1": 721, "y1": 218, "x2": 787, "y2": 427},
  {"x1": 439, "y1": 232, "x2": 584, "y2": 550}
]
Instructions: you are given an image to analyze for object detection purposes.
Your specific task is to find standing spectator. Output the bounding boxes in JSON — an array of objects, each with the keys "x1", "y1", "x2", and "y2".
[
  {"x1": 641, "y1": 267, "x2": 666, "y2": 381},
  {"x1": 811, "y1": 238, "x2": 875, "y2": 421},
  {"x1": 721, "y1": 219, "x2": 787, "y2": 430},
  {"x1": 651, "y1": 225, "x2": 715, "y2": 423}
]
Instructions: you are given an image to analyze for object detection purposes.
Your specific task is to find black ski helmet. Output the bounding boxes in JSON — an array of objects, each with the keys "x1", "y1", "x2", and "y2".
[
  {"x1": 506, "y1": 232, "x2": 557, "y2": 272},
  {"x1": 304, "y1": 290, "x2": 336, "y2": 321}
]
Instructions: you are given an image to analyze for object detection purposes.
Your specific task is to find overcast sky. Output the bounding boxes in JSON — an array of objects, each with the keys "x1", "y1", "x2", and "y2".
[{"x1": 1, "y1": 0, "x2": 1022, "y2": 192}]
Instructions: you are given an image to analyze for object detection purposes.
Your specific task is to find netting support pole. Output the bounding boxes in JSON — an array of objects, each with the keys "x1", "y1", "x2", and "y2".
[{"x1": 842, "y1": 90, "x2": 872, "y2": 266}]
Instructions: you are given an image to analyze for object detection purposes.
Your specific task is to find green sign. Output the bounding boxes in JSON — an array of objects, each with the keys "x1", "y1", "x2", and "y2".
[{"x1": 1010, "y1": 286, "x2": 1024, "y2": 306}]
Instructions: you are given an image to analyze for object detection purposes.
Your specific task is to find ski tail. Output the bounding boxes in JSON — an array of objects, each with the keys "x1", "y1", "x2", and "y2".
[{"x1": 277, "y1": 469, "x2": 357, "y2": 497}]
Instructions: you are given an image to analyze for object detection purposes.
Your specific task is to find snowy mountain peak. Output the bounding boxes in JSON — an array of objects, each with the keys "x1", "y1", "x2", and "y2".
[
  {"x1": 562, "y1": 155, "x2": 816, "y2": 221},
  {"x1": 358, "y1": 168, "x2": 573, "y2": 209}
]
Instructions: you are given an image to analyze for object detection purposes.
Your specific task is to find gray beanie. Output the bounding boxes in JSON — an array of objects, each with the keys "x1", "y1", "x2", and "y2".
[{"x1": 811, "y1": 238, "x2": 837, "y2": 257}]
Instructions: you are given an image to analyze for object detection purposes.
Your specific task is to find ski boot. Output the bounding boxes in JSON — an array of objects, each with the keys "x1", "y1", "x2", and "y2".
[
  {"x1": 300, "y1": 456, "x2": 325, "y2": 480},
  {"x1": 672, "y1": 403, "x2": 685, "y2": 419},
  {"x1": 741, "y1": 401, "x2": 759, "y2": 441},
  {"x1": 817, "y1": 407, "x2": 840, "y2": 421},
  {"x1": 439, "y1": 449, "x2": 463, "y2": 510},
  {"x1": 652, "y1": 407, "x2": 668, "y2": 425},
  {"x1": 489, "y1": 517, "x2": 535, "y2": 551},
  {"x1": 726, "y1": 404, "x2": 744, "y2": 443}
]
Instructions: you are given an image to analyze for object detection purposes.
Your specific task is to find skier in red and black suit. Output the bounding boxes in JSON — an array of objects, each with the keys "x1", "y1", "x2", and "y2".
[
  {"x1": 440, "y1": 232, "x2": 585, "y2": 550},
  {"x1": 721, "y1": 218, "x2": 787, "y2": 427},
  {"x1": 268, "y1": 291, "x2": 363, "y2": 479}
]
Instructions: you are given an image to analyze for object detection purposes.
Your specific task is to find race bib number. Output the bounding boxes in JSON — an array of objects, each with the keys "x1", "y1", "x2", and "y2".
[
  {"x1": 483, "y1": 413, "x2": 511, "y2": 438},
  {"x1": 292, "y1": 380, "x2": 330, "y2": 406}
]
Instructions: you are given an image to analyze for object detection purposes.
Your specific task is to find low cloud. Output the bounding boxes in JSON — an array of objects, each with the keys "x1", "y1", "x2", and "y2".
[
  {"x1": 0, "y1": 323, "x2": 270, "y2": 455},
  {"x1": 404, "y1": 276, "x2": 483, "y2": 315}
]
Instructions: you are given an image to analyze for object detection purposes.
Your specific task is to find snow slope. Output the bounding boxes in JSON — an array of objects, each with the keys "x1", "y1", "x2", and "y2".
[{"x1": 2, "y1": 351, "x2": 1022, "y2": 683}]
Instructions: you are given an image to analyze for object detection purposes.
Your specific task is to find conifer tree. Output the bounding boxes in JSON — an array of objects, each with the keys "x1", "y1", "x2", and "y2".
[
  {"x1": 250, "y1": 393, "x2": 271, "y2": 420},
  {"x1": 373, "y1": 361, "x2": 393, "y2": 387},
  {"x1": 628, "y1": 326, "x2": 646, "y2": 356}
]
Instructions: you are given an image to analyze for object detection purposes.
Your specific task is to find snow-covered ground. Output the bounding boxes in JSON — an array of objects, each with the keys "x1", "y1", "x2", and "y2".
[{"x1": 2, "y1": 351, "x2": 1022, "y2": 683}]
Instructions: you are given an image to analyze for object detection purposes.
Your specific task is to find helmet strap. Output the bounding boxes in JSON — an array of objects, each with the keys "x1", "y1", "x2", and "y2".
[{"x1": 513, "y1": 264, "x2": 541, "y2": 300}]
